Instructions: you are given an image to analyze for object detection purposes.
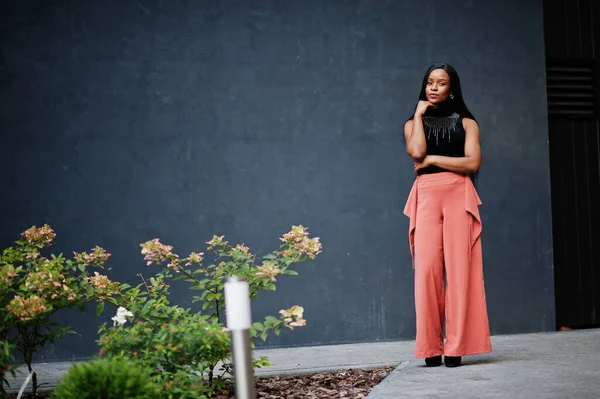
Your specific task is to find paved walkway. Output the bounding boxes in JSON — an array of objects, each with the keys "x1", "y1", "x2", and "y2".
[
  {"x1": 4, "y1": 338, "x2": 411, "y2": 394},
  {"x1": 367, "y1": 329, "x2": 600, "y2": 399},
  {"x1": 5, "y1": 329, "x2": 600, "y2": 398}
]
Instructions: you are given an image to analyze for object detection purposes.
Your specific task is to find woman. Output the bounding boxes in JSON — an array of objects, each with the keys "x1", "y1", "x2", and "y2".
[{"x1": 403, "y1": 63, "x2": 492, "y2": 368}]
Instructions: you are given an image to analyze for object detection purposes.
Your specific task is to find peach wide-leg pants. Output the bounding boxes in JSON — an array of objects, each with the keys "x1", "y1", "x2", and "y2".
[{"x1": 404, "y1": 172, "x2": 492, "y2": 358}]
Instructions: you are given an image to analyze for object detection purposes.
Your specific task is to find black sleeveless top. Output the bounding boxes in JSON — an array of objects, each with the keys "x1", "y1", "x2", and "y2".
[{"x1": 418, "y1": 106, "x2": 466, "y2": 175}]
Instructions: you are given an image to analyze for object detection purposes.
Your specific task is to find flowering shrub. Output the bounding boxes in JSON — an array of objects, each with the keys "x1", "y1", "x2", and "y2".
[
  {"x1": 98, "y1": 225, "x2": 322, "y2": 397},
  {"x1": 99, "y1": 309, "x2": 229, "y2": 398},
  {"x1": 0, "y1": 225, "x2": 117, "y2": 396}
]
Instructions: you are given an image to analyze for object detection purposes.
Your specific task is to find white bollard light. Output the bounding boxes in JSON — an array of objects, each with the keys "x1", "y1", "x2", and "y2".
[{"x1": 224, "y1": 276, "x2": 256, "y2": 399}]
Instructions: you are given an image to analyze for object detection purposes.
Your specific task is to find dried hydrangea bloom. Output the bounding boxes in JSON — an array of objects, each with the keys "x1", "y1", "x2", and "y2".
[
  {"x1": 7, "y1": 295, "x2": 49, "y2": 321},
  {"x1": 21, "y1": 225, "x2": 56, "y2": 246},
  {"x1": 279, "y1": 306, "x2": 306, "y2": 330},
  {"x1": 73, "y1": 246, "x2": 111, "y2": 268},
  {"x1": 255, "y1": 261, "x2": 281, "y2": 282},
  {"x1": 140, "y1": 239, "x2": 174, "y2": 266}
]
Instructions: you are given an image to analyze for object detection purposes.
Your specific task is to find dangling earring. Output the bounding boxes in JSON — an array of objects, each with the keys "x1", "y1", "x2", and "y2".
[{"x1": 450, "y1": 93, "x2": 455, "y2": 100}]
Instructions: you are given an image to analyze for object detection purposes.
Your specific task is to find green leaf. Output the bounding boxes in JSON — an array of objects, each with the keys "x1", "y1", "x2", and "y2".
[
  {"x1": 259, "y1": 356, "x2": 272, "y2": 367},
  {"x1": 96, "y1": 302, "x2": 105, "y2": 316},
  {"x1": 252, "y1": 322, "x2": 264, "y2": 332},
  {"x1": 260, "y1": 332, "x2": 269, "y2": 341},
  {"x1": 283, "y1": 270, "x2": 299, "y2": 276},
  {"x1": 265, "y1": 283, "x2": 276, "y2": 291},
  {"x1": 105, "y1": 297, "x2": 118, "y2": 306}
]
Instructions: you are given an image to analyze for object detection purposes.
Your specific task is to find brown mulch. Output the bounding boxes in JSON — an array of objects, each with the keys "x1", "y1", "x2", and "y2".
[
  {"x1": 252, "y1": 367, "x2": 393, "y2": 399},
  {"x1": 215, "y1": 367, "x2": 394, "y2": 399},
  {"x1": 8, "y1": 367, "x2": 393, "y2": 399}
]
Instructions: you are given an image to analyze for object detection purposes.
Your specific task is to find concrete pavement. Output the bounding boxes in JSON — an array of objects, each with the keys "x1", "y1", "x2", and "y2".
[
  {"x1": 4, "y1": 338, "x2": 412, "y2": 394},
  {"x1": 367, "y1": 329, "x2": 600, "y2": 399},
  {"x1": 5, "y1": 329, "x2": 600, "y2": 398}
]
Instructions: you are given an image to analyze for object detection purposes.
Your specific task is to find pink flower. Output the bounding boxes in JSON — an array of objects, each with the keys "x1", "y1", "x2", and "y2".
[
  {"x1": 1, "y1": 265, "x2": 19, "y2": 283},
  {"x1": 140, "y1": 239, "x2": 174, "y2": 266},
  {"x1": 255, "y1": 262, "x2": 281, "y2": 282},
  {"x1": 185, "y1": 252, "x2": 204, "y2": 266},
  {"x1": 280, "y1": 226, "x2": 322, "y2": 260},
  {"x1": 88, "y1": 272, "x2": 119, "y2": 296},
  {"x1": 73, "y1": 246, "x2": 111, "y2": 268},
  {"x1": 279, "y1": 306, "x2": 306, "y2": 331},
  {"x1": 206, "y1": 235, "x2": 228, "y2": 250},
  {"x1": 7, "y1": 295, "x2": 50, "y2": 321},
  {"x1": 21, "y1": 225, "x2": 56, "y2": 246},
  {"x1": 231, "y1": 244, "x2": 252, "y2": 258}
]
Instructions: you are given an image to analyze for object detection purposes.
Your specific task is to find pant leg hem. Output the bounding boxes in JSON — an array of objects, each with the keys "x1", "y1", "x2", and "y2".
[
  {"x1": 415, "y1": 350, "x2": 444, "y2": 359},
  {"x1": 443, "y1": 346, "x2": 493, "y2": 357}
]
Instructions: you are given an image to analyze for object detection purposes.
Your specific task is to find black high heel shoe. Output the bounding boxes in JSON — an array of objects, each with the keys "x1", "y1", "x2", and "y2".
[
  {"x1": 444, "y1": 356, "x2": 462, "y2": 367},
  {"x1": 425, "y1": 355, "x2": 442, "y2": 367}
]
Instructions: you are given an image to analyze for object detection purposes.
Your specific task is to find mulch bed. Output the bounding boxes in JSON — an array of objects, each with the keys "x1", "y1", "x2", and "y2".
[
  {"x1": 250, "y1": 367, "x2": 394, "y2": 399},
  {"x1": 8, "y1": 366, "x2": 393, "y2": 399}
]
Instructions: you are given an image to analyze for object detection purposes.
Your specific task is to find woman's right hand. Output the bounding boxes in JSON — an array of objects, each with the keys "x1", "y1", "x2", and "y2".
[{"x1": 414, "y1": 100, "x2": 437, "y2": 117}]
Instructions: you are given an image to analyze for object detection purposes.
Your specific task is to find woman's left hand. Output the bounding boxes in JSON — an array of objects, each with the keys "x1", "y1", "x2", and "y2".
[{"x1": 413, "y1": 156, "x2": 432, "y2": 173}]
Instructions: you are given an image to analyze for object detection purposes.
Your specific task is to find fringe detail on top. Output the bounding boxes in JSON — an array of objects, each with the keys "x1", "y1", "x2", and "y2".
[{"x1": 422, "y1": 112, "x2": 460, "y2": 145}]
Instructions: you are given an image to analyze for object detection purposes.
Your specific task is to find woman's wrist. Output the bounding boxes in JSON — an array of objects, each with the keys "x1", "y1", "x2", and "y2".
[{"x1": 426, "y1": 155, "x2": 438, "y2": 167}]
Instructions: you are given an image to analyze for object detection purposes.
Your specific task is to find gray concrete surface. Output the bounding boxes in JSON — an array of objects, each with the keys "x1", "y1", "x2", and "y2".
[
  {"x1": 4, "y1": 339, "x2": 412, "y2": 394},
  {"x1": 4, "y1": 329, "x2": 600, "y2": 398},
  {"x1": 367, "y1": 329, "x2": 600, "y2": 399}
]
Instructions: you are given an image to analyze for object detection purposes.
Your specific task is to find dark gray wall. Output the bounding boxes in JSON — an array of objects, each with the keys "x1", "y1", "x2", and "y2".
[{"x1": 0, "y1": 0, "x2": 554, "y2": 362}]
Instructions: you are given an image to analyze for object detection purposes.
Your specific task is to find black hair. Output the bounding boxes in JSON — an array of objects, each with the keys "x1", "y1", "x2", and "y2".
[{"x1": 407, "y1": 63, "x2": 476, "y2": 121}]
